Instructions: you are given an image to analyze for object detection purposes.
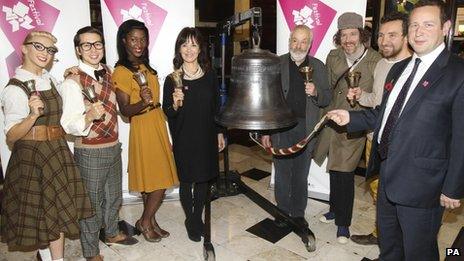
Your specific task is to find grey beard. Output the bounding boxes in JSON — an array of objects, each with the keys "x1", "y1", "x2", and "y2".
[{"x1": 290, "y1": 50, "x2": 307, "y2": 63}]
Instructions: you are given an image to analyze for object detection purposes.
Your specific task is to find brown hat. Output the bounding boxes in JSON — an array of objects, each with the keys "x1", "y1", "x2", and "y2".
[{"x1": 337, "y1": 12, "x2": 363, "y2": 30}]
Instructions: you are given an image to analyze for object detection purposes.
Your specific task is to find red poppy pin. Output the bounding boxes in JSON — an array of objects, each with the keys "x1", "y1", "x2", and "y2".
[
  {"x1": 422, "y1": 81, "x2": 429, "y2": 88},
  {"x1": 384, "y1": 81, "x2": 394, "y2": 92}
]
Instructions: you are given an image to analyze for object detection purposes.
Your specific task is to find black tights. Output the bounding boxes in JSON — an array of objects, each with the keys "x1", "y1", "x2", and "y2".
[{"x1": 179, "y1": 181, "x2": 208, "y2": 235}]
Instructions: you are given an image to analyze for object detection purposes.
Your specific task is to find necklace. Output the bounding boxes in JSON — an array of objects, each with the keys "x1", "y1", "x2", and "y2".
[{"x1": 182, "y1": 64, "x2": 204, "y2": 80}]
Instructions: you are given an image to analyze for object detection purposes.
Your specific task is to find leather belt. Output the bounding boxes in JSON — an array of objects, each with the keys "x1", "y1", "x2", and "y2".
[
  {"x1": 22, "y1": 125, "x2": 65, "y2": 141},
  {"x1": 136, "y1": 102, "x2": 161, "y2": 116}
]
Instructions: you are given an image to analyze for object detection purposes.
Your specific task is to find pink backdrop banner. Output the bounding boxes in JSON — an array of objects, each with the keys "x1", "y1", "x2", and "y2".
[
  {"x1": 279, "y1": 0, "x2": 336, "y2": 56},
  {"x1": 0, "y1": 0, "x2": 59, "y2": 77},
  {"x1": 103, "y1": 0, "x2": 167, "y2": 52}
]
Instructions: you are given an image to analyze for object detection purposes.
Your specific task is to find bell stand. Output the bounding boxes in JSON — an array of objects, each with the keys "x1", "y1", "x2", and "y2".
[{"x1": 202, "y1": 7, "x2": 315, "y2": 261}]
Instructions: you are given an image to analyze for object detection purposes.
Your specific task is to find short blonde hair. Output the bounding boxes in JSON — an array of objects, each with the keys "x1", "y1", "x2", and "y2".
[{"x1": 23, "y1": 31, "x2": 57, "y2": 45}]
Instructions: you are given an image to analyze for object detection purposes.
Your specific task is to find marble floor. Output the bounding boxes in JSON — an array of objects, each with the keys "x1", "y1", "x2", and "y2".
[{"x1": 1, "y1": 144, "x2": 462, "y2": 260}]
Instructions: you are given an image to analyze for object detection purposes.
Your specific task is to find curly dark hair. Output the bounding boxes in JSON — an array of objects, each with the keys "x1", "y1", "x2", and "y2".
[
  {"x1": 333, "y1": 27, "x2": 371, "y2": 46},
  {"x1": 115, "y1": 19, "x2": 156, "y2": 74},
  {"x1": 173, "y1": 27, "x2": 210, "y2": 71},
  {"x1": 380, "y1": 11, "x2": 409, "y2": 37}
]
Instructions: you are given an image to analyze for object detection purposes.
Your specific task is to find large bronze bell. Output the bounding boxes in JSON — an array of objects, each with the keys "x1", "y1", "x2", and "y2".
[{"x1": 215, "y1": 41, "x2": 296, "y2": 130}]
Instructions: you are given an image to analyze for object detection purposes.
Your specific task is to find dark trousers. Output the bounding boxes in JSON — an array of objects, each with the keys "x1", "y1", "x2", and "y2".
[
  {"x1": 329, "y1": 170, "x2": 354, "y2": 226},
  {"x1": 377, "y1": 180, "x2": 443, "y2": 261},
  {"x1": 179, "y1": 181, "x2": 208, "y2": 235},
  {"x1": 273, "y1": 118, "x2": 311, "y2": 217}
]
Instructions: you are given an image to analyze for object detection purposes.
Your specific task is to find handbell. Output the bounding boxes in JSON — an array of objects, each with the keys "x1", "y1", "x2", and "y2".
[
  {"x1": 24, "y1": 79, "x2": 44, "y2": 115},
  {"x1": 133, "y1": 71, "x2": 153, "y2": 105},
  {"x1": 82, "y1": 85, "x2": 105, "y2": 121},
  {"x1": 170, "y1": 69, "x2": 184, "y2": 107},
  {"x1": 24, "y1": 80, "x2": 37, "y2": 94},
  {"x1": 133, "y1": 71, "x2": 148, "y2": 86},
  {"x1": 345, "y1": 71, "x2": 361, "y2": 107},
  {"x1": 82, "y1": 85, "x2": 99, "y2": 103},
  {"x1": 346, "y1": 71, "x2": 361, "y2": 87},
  {"x1": 299, "y1": 66, "x2": 313, "y2": 84}
]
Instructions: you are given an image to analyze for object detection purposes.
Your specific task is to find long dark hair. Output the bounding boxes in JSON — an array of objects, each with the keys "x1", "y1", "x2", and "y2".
[
  {"x1": 115, "y1": 19, "x2": 156, "y2": 74},
  {"x1": 173, "y1": 27, "x2": 210, "y2": 71}
]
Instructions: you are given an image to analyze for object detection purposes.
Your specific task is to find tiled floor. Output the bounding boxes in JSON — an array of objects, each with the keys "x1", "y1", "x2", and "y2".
[{"x1": 1, "y1": 144, "x2": 462, "y2": 260}]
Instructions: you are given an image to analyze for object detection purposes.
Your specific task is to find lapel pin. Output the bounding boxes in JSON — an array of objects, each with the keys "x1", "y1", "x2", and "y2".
[
  {"x1": 422, "y1": 80, "x2": 429, "y2": 88},
  {"x1": 384, "y1": 81, "x2": 394, "y2": 92}
]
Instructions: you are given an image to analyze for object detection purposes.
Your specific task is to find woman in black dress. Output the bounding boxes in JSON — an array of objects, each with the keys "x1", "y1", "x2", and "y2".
[{"x1": 163, "y1": 27, "x2": 225, "y2": 242}]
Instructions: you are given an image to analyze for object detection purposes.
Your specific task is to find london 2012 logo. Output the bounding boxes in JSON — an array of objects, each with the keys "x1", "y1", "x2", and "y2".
[
  {"x1": 292, "y1": 5, "x2": 317, "y2": 28},
  {"x1": 0, "y1": 0, "x2": 59, "y2": 77},
  {"x1": 279, "y1": 0, "x2": 336, "y2": 56},
  {"x1": 3, "y1": 2, "x2": 35, "y2": 32},
  {"x1": 104, "y1": 0, "x2": 167, "y2": 52}
]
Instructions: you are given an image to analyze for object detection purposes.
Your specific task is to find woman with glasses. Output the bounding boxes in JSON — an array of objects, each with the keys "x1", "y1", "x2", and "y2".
[
  {"x1": 163, "y1": 27, "x2": 225, "y2": 242},
  {"x1": 112, "y1": 20, "x2": 178, "y2": 243},
  {"x1": 0, "y1": 31, "x2": 93, "y2": 261}
]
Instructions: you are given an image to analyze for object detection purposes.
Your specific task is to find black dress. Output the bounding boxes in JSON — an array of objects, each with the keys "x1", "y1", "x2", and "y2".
[{"x1": 163, "y1": 70, "x2": 220, "y2": 183}]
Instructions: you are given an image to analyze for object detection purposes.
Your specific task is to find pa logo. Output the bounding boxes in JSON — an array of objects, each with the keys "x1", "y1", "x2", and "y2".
[{"x1": 446, "y1": 248, "x2": 461, "y2": 256}]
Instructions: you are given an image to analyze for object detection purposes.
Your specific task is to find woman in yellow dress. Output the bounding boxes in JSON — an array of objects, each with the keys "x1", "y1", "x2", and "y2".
[{"x1": 112, "y1": 19, "x2": 178, "y2": 242}]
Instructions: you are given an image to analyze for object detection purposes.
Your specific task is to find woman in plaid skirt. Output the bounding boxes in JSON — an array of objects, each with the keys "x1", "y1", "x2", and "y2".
[{"x1": 0, "y1": 31, "x2": 93, "y2": 260}]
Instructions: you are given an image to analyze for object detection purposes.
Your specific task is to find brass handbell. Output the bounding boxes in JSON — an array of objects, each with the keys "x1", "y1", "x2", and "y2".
[
  {"x1": 24, "y1": 80, "x2": 37, "y2": 94},
  {"x1": 299, "y1": 66, "x2": 313, "y2": 84},
  {"x1": 82, "y1": 85, "x2": 105, "y2": 121},
  {"x1": 82, "y1": 85, "x2": 99, "y2": 103},
  {"x1": 345, "y1": 71, "x2": 361, "y2": 107},
  {"x1": 133, "y1": 71, "x2": 153, "y2": 105},
  {"x1": 169, "y1": 69, "x2": 184, "y2": 107},
  {"x1": 24, "y1": 79, "x2": 44, "y2": 115}
]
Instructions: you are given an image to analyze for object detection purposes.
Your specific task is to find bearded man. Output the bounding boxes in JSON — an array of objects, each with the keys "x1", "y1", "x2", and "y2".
[
  {"x1": 313, "y1": 12, "x2": 381, "y2": 244},
  {"x1": 261, "y1": 25, "x2": 331, "y2": 229}
]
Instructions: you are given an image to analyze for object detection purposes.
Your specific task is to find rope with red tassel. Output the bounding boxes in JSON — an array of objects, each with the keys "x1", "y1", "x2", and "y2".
[{"x1": 250, "y1": 115, "x2": 328, "y2": 156}]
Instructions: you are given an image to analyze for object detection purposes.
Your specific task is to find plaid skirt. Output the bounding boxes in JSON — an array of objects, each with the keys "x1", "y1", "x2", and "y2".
[{"x1": 1, "y1": 138, "x2": 94, "y2": 251}]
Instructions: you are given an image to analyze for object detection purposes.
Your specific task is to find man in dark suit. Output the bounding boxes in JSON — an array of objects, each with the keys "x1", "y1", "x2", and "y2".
[
  {"x1": 261, "y1": 25, "x2": 331, "y2": 227},
  {"x1": 326, "y1": 1, "x2": 464, "y2": 260}
]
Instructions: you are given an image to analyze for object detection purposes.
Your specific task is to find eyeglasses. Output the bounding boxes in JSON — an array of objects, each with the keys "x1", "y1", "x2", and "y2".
[
  {"x1": 79, "y1": 41, "x2": 104, "y2": 51},
  {"x1": 24, "y1": 42, "x2": 58, "y2": 55}
]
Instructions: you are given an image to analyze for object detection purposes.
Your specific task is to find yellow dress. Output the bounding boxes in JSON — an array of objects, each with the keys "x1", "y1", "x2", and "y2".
[{"x1": 113, "y1": 64, "x2": 178, "y2": 192}]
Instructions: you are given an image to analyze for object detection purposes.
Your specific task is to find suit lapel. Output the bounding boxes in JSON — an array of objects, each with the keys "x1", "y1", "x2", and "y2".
[
  {"x1": 400, "y1": 49, "x2": 449, "y2": 116},
  {"x1": 374, "y1": 58, "x2": 410, "y2": 132}
]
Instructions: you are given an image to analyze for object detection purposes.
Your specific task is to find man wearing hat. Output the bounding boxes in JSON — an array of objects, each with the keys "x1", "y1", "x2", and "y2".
[{"x1": 313, "y1": 12, "x2": 381, "y2": 244}]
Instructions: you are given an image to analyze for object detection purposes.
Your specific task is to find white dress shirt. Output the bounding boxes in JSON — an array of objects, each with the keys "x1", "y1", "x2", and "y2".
[
  {"x1": 378, "y1": 43, "x2": 445, "y2": 143},
  {"x1": 58, "y1": 61, "x2": 112, "y2": 136},
  {"x1": 1, "y1": 67, "x2": 57, "y2": 134}
]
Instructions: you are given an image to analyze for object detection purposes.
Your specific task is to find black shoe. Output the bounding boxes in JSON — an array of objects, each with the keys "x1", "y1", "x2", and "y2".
[
  {"x1": 274, "y1": 217, "x2": 289, "y2": 228},
  {"x1": 185, "y1": 219, "x2": 201, "y2": 242},
  {"x1": 187, "y1": 231, "x2": 201, "y2": 242},
  {"x1": 292, "y1": 217, "x2": 309, "y2": 227},
  {"x1": 350, "y1": 233, "x2": 378, "y2": 245}
]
